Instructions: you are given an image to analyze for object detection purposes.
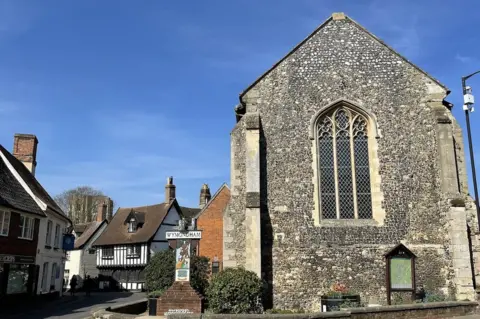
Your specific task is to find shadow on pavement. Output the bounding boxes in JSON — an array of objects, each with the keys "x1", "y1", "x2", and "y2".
[{"x1": 1, "y1": 291, "x2": 143, "y2": 319}]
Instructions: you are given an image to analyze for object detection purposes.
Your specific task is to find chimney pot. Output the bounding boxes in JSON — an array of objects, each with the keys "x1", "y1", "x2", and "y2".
[
  {"x1": 165, "y1": 176, "x2": 176, "y2": 203},
  {"x1": 199, "y1": 184, "x2": 211, "y2": 208},
  {"x1": 13, "y1": 134, "x2": 38, "y2": 176},
  {"x1": 96, "y1": 201, "x2": 107, "y2": 222}
]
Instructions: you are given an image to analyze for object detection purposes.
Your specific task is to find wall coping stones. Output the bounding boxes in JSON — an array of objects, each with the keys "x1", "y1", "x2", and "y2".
[
  {"x1": 349, "y1": 300, "x2": 478, "y2": 314},
  {"x1": 166, "y1": 301, "x2": 478, "y2": 319}
]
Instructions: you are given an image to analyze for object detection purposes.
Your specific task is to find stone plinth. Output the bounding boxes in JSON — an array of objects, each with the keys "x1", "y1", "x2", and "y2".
[{"x1": 156, "y1": 282, "x2": 203, "y2": 316}]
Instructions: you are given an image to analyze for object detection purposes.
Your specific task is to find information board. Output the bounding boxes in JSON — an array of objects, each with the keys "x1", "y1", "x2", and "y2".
[{"x1": 390, "y1": 256, "x2": 412, "y2": 289}]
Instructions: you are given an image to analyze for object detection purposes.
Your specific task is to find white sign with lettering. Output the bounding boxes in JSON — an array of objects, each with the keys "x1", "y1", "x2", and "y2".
[
  {"x1": 166, "y1": 231, "x2": 202, "y2": 239},
  {"x1": 164, "y1": 309, "x2": 193, "y2": 315}
]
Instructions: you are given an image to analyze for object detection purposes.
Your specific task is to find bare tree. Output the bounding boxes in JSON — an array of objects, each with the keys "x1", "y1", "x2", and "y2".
[{"x1": 54, "y1": 186, "x2": 114, "y2": 226}]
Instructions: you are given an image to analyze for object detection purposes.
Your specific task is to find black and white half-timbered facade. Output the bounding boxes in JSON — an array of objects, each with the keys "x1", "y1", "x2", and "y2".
[{"x1": 92, "y1": 177, "x2": 200, "y2": 291}]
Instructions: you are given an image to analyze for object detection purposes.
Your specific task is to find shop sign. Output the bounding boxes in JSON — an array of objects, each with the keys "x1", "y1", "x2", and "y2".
[{"x1": 0, "y1": 254, "x2": 35, "y2": 264}]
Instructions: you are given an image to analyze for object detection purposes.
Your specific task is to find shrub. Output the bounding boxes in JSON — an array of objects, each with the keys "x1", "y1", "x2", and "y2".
[
  {"x1": 206, "y1": 267, "x2": 265, "y2": 314},
  {"x1": 144, "y1": 249, "x2": 211, "y2": 296},
  {"x1": 144, "y1": 249, "x2": 175, "y2": 292},
  {"x1": 190, "y1": 255, "x2": 210, "y2": 295}
]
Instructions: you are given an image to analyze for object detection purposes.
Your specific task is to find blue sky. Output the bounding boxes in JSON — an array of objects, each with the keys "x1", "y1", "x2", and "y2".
[{"x1": 1, "y1": 0, "x2": 479, "y2": 209}]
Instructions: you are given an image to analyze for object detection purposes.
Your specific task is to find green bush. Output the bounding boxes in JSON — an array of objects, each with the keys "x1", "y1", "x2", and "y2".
[
  {"x1": 144, "y1": 249, "x2": 211, "y2": 296},
  {"x1": 206, "y1": 267, "x2": 265, "y2": 314},
  {"x1": 190, "y1": 255, "x2": 210, "y2": 295},
  {"x1": 144, "y1": 249, "x2": 175, "y2": 292}
]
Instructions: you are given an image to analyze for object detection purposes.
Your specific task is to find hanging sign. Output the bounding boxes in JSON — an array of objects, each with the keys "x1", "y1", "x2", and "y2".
[
  {"x1": 63, "y1": 234, "x2": 75, "y2": 251},
  {"x1": 175, "y1": 239, "x2": 191, "y2": 282}
]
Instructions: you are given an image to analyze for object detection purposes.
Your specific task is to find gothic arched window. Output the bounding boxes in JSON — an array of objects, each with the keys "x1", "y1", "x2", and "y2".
[{"x1": 317, "y1": 107, "x2": 372, "y2": 219}]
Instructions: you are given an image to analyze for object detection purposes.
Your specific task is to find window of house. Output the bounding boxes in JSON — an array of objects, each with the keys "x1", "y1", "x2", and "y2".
[
  {"x1": 45, "y1": 220, "x2": 53, "y2": 246},
  {"x1": 317, "y1": 107, "x2": 372, "y2": 219},
  {"x1": 127, "y1": 245, "x2": 141, "y2": 257},
  {"x1": 128, "y1": 218, "x2": 137, "y2": 233},
  {"x1": 102, "y1": 247, "x2": 114, "y2": 259},
  {"x1": 19, "y1": 215, "x2": 34, "y2": 239},
  {"x1": 212, "y1": 261, "x2": 220, "y2": 274},
  {"x1": 6, "y1": 264, "x2": 29, "y2": 294},
  {"x1": 54, "y1": 224, "x2": 60, "y2": 248},
  {"x1": 0, "y1": 211, "x2": 10, "y2": 236},
  {"x1": 50, "y1": 263, "x2": 57, "y2": 291},
  {"x1": 41, "y1": 262, "x2": 49, "y2": 292}
]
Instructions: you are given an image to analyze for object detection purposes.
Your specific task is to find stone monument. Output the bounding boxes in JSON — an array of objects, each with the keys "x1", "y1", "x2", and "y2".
[{"x1": 156, "y1": 218, "x2": 204, "y2": 316}]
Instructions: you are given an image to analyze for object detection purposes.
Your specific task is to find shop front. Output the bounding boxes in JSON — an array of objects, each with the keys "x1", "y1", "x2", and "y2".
[{"x1": 0, "y1": 254, "x2": 37, "y2": 304}]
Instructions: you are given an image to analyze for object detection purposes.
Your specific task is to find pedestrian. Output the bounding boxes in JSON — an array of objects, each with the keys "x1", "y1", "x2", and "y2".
[
  {"x1": 70, "y1": 275, "x2": 77, "y2": 296},
  {"x1": 85, "y1": 275, "x2": 92, "y2": 297}
]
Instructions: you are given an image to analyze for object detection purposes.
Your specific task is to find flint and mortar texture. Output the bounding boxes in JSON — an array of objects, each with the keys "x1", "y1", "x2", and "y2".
[{"x1": 224, "y1": 14, "x2": 476, "y2": 310}]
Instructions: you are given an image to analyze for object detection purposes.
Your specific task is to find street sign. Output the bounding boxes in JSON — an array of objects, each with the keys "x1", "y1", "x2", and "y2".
[{"x1": 166, "y1": 231, "x2": 202, "y2": 239}]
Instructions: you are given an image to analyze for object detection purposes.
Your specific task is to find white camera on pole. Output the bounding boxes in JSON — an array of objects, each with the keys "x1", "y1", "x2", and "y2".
[{"x1": 464, "y1": 86, "x2": 475, "y2": 112}]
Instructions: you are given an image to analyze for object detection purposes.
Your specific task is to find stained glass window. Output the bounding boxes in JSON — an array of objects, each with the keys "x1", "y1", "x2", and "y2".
[{"x1": 317, "y1": 107, "x2": 372, "y2": 219}]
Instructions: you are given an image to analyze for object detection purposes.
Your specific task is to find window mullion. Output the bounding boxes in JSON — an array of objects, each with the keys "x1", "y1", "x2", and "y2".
[
  {"x1": 332, "y1": 118, "x2": 340, "y2": 220},
  {"x1": 350, "y1": 117, "x2": 359, "y2": 219}
]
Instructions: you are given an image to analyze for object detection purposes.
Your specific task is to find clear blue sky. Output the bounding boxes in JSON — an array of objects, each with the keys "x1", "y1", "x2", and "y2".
[{"x1": 1, "y1": 0, "x2": 479, "y2": 209}]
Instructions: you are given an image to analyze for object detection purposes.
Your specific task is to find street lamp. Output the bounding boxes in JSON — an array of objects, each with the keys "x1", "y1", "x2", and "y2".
[{"x1": 462, "y1": 71, "x2": 480, "y2": 230}]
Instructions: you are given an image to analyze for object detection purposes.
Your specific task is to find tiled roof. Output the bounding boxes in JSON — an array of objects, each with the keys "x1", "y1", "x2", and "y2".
[
  {"x1": 0, "y1": 145, "x2": 69, "y2": 222},
  {"x1": 74, "y1": 223, "x2": 90, "y2": 234},
  {"x1": 93, "y1": 202, "x2": 171, "y2": 246},
  {"x1": 180, "y1": 206, "x2": 201, "y2": 219},
  {"x1": 0, "y1": 145, "x2": 45, "y2": 216},
  {"x1": 74, "y1": 221, "x2": 105, "y2": 249}
]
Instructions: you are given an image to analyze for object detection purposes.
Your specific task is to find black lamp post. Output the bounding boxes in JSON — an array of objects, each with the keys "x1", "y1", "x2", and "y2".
[{"x1": 462, "y1": 71, "x2": 480, "y2": 230}]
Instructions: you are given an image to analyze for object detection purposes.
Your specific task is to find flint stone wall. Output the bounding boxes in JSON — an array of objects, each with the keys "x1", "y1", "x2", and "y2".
[{"x1": 225, "y1": 14, "x2": 475, "y2": 310}]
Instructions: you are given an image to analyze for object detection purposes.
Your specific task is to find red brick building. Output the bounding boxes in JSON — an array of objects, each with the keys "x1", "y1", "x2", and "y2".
[
  {"x1": 0, "y1": 139, "x2": 45, "y2": 301},
  {"x1": 195, "y1": 184, "x2": 230, "y2": 274}
]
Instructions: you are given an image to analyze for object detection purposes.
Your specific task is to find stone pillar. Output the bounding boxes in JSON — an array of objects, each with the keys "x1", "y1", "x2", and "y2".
[
  {"x1": 448, "y1": 206, "x2": 475, "y2": 300},
  {"x1": 244, "y1": 112, "x2": 262, "y2": 277},
  {"x1": 434, "y1": 111, "x2": 459, "y2": 194}
]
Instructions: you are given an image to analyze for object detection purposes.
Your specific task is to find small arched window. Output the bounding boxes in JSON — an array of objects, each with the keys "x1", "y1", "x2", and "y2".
[{"x1": 317, "y1": 106, "x2": 372, "y2": 219}]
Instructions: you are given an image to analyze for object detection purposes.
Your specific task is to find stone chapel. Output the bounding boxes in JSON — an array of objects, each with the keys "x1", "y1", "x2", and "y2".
[{"x1": 222, "y1": 12, "x2": 480, "y2": 310}]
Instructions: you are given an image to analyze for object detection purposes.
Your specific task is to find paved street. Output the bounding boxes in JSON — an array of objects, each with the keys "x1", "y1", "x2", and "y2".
[{"x1": 2, "y1": 292, "x2": 146, "y2": 319}]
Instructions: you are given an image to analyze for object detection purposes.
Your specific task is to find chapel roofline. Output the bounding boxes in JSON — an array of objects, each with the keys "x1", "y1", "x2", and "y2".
[{"x1": 238, "y1": 12, "x2": 450, "y2": 105}]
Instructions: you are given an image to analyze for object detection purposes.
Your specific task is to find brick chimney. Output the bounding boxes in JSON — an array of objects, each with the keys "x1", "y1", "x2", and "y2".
[
  {"x1": 96, "y1": 201, "x2": 107, "y2": 222},
  {"x1": 199, "y1": 184, "x2": 211, "y2": 208},
  {"x1": 165, "y1": 176, "x2": 176, "y2": 203},
  {"x1": 13, "y1": 134, "x2": 38, "y2": 176}
]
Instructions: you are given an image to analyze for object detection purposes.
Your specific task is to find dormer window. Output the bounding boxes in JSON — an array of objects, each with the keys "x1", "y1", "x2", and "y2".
[{"x1": 128, "y1": 218, "x2": 137, "y2": 233}]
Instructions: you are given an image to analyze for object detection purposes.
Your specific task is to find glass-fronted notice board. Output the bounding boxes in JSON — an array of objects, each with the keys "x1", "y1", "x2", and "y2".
[{"x1": 390, "y1": 256, "x2": 413, "y2": 289}]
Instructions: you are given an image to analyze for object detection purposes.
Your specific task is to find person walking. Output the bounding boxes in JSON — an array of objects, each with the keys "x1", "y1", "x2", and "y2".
[
  {"x1": 85, "y1": 275, "x2": 92, "y2": 297},
  {"x1": 69, "y1": 275, "x2": 77, "y2": 296}
]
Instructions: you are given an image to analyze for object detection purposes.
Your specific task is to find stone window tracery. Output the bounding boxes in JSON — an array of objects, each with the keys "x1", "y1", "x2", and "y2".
[{"x1": 317, "y1": 107, "x2": 372, "y2": 219}]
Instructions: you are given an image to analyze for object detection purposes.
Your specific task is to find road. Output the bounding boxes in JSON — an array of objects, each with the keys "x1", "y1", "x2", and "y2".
[{"x1": 2, "y1": 291, "x2": 146, "y2": 319}]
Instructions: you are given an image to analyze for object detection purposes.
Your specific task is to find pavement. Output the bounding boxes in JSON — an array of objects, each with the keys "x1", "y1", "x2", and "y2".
[{"x1": 1, "y1": 291, "x2": 146, "y2": 319}]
